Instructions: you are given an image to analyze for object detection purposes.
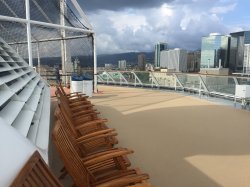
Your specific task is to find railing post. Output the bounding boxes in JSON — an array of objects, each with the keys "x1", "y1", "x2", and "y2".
[
  {"x1": 93, "y1": 33, "x2": 97, "y2": 92},
  {"x1": 25, "y1": 0, "x2": 33, "y2": 67},
  {"x1": 37, "y1": 42, "x2": 40, "y2": 75}
]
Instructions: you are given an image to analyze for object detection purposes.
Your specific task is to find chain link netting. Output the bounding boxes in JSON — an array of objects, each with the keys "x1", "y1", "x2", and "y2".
[{"x1": 0, "y1": 0, "x2": 94, "y2": 85}]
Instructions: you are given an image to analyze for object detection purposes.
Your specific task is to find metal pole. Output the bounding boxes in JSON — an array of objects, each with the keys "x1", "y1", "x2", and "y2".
[
  {"x1": 60, "y1": 0, "x2": 66, "y2": 85},
  {"x1": 0, "y1": 15, "x2": 94, "y2": 34},
  {"x1": 37, "y1": 42, "x2": 41, "y2": 75},
  {"x1": 25, "y1": 0, "x2": 33, "y2": 67},
  {"x1": 93, "y1": 33, "x2": 97, "y2": 93}
]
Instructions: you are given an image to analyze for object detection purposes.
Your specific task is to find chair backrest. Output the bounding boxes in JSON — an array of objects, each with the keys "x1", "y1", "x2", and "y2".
[
  {"x1": 52, "y1": 121, "x2": 89, "y2": 187},
  {"x1": 57, "y1": 84, "x2": 68, "y2": 97},
  {"x1": 55, "y1": 106, "x2": 87, "y2": 156},
  {"x1": 55, "y1": 104, "x2": 78, "y2": 137},
  {"x1": 55, "y1": 89, "x2": 75, "y2": 117},
  {"x1": 10, "y1": 151, "x2": 63, "y2": 187}
]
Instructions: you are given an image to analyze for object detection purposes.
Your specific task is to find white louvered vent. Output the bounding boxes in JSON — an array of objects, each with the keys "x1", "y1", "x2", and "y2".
[{"x1": 0, "y1": 37, "x2": 50, "y2": 161}]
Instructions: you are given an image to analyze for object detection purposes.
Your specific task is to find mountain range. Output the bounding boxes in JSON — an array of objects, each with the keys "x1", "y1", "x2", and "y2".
[{"x1": 31, "y1": 52, "x2": 154, "y2": 68}]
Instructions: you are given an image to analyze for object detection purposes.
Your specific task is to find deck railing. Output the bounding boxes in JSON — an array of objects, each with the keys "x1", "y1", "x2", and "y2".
[{"x1": 97, "y1": 70, "x2": 250, "y2": 105}]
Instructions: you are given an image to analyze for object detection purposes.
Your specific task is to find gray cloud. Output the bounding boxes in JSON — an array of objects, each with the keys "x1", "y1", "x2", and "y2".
[
  {"x1": 78, "y1": 0, "x2": 248, "y2": 54},
  {"x1": 79, "y1": 0, "x2": 173, "y2": 11}
]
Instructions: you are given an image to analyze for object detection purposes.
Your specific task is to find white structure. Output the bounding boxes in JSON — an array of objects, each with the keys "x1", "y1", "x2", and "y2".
[
  {"x1": 235, "y1": 85, "x2": 250, "y2": 99},
  {"x1": 118, "y1": 60, "x2": 127, "y2": 70},
  {"x1": 145, "y1": 63, "x2": 154, "y2": 71},
  {"x1": 160, "y1": 48, "x2": 188, "y2": 72},
  {"x1": 243, "y1": 44, "x2": 250, "y2": 74},
  {"x1": 0, "y1": 121, "x2": 38, "y2": 187},
  {"x1": 155, "y1": 42, "x2": 168, "y2": 67},
  {"x1": 105, "y1": 63, "x2": 113, "y2": 70},
  {"x1": 0, "y1": 37, "x2": 50, "y2": 163}
]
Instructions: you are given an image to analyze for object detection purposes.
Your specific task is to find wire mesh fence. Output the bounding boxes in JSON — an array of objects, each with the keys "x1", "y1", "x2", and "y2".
[{"x1": 0, "y1": 0, "x2": 94, "y2": 86}]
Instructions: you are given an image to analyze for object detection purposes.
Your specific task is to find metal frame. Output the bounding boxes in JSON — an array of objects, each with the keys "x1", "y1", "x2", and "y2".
[
  {"x1": 149, "y1": 72, "x2": 160, "y2": 88},
  {"x1": 97, "y1": 71, "x2": 250, "y2": 104},
  {"x1": 118, "y1": 71, "x2": 128, "y2": 85},
  {"x1": 131, "y1": 72, "x2": 143, "y2": 87},
  {"x1": 0, "y1": 0, "x2": 97, "y2": 91}
]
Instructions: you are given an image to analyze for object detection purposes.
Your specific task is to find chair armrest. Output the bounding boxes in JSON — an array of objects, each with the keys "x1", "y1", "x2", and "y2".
[
  {"x1": 77, "y1": 132, "x2": 117, "y2": 144},
  {"x1": 75, "y1": 119, "x2": 108, "y2": 130},
  {"x1": 76, "y1": 128, "x2": 116, "y2": 142},
  {"x1": 72, "y1": 110, "x2": 99, "y2": 118},
  {"x1": 69, "y1": 101, "x2": 91, "y2": 107},
  {"x1": 67, "y1": 92, "x2": 87, "y2": 97},
  {"x1": 83, "y1": 149, "x2": 134, "y2": 166},
  {"x1": 70, "y1": 104, "x2": 94, "y2": 112},
  {"x1": 74, "y1": 114, "x2": 99, "y2": 123},
  {"x1": 69, "y1": 100, "x2": 91, "y2": 107},
  {"x1": 82, "y1": 148, "x2": 125, "y2": 160}
]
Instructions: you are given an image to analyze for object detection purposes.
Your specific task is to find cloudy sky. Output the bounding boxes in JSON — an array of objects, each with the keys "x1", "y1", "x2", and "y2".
[{"x1": 79, "y1": 0, "x2": 250, "y2": 54}]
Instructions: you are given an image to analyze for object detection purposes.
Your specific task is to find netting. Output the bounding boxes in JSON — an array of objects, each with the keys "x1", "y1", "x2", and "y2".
[{"x1": 0, "y1": 0, "x2": 94, "y2": 85}]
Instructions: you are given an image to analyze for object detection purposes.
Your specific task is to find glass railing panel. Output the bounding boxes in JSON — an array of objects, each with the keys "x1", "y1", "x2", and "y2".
[
  {"x1": 134, "y1": 71, "x2": 151, "y2": 85},
  {"x1": 201, "y1": 75, "x2": 235, "y2": 95},
  {"x1": 237, "y1": 77, "x2": 250, "y2": 85},
  {"x1": 176, "y1": 74, "x2": 200, "y2": 89},
  {"x1": 98, "y1": 71, "x2": 113, "y2": 82},
  {"x1": 120, "y1": 71, "x2": 136, "y2": 84},
  {"x1": 107, "y1": 71, "x2": 122, "y2": 83},
  {"x1": 151, "y1": 72, "x2": 176, "y2": 87}
]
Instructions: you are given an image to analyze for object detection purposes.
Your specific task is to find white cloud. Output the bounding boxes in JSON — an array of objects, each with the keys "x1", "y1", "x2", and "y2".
[
  {"x1": 86, "y1": 0, "x2": 246, "y2": 54},
  {"x1": 109, "y1": 12, "x2": 147, "y2": 35},
  {"x1": 210, "y1": 3, "x2": 237, "y2": 14},
  {"x1": 160, "y1": 3, "x2": 174, "y2": 17}
]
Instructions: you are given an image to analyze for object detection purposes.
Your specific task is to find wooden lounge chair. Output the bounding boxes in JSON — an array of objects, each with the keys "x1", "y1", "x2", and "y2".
[
  {"x1": 10, "y1": 151, "x2": 62, "y2": 187},
  {"x1": 57, "y1": 83, "x2": 87, "y2": 99},
  {"x1": 55, "y1": 106, "x2": 126, "y2": 180},
  {"x1": 58, "y1": 104, "x2": 108, "y2": 131},
  {"x1": 53, "y1": 119, "x2": 130, "y2": 171},
  {"x1": 57, "y1": 100, "x2": 99, "y2": 123},
  {"x1": 52, "y1": 121, "x2": 149, "y2": 187},
  {"x1": 55, "y1": 89, "x2": 93, "y2": 112},
  {"x1": 55, "y1": 106, "x2": 118, "y2": 154},
  {"x1": 57, "y1": 85, "x2": 89, "y2": 104}
]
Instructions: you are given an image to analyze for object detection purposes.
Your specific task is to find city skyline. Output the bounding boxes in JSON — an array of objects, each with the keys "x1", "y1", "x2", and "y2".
[{"x1": 80, "y1": 0, "x2": 250, "y2": 54}]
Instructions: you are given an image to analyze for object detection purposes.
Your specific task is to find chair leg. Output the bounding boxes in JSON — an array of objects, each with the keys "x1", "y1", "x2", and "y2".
[{"x1": 59, "y1": 167, "x2": 68, "y2": 179}]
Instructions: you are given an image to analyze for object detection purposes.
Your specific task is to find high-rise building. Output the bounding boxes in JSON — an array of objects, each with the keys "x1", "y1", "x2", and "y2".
[
  {"x1": 154, "y1": 42, "x2": 167, "y2": 67},
  {"x1": 187, "y1": 51, "x2": 201, "y2": 72},
  {"x1": 118, "y1": 60, "x2": 126, "y2": 70},
  {"x1": 105, "y1": 63, "x2": 113, "y2": 70},
  {"x1": 160, "y1": 48, "x2": 188, "y2": 72},
  {"x1": 229, "y1": 31, "x2": 250, "y2": 72},
  {"x1": 200, "y1": 33, "x2": 230, "y2": 69},
  {"x1": 243, "y1": 44, "x2": 250, "y2": 74},
  {"x1": 138, "y1": 53, "x2": 146, "y2": 71}
]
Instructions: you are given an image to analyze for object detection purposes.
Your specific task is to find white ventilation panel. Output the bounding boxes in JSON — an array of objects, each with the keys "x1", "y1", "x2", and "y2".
[{"x1": 0, "y1": 37, "x2": 50, "y2": 162}]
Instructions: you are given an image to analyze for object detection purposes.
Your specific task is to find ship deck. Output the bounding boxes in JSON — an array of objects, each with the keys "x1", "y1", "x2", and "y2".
[{"x1": 50, "y1": 85, "x2": 250, "y2": 187}]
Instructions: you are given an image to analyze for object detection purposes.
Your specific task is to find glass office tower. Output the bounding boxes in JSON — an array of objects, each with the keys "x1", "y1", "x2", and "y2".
[
  {"x1": 229, "y1": 31, "x2": 250, "y2": 72},
  {"x1": 200, "y1": 33, "x2": 230, "y2": 69},
  {"x1": 154, "y1": 42, "x2": 167, "y2": 67}
]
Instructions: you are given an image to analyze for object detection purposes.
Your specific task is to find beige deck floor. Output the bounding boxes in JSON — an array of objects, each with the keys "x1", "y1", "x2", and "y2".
[{"x1": 89, "y1": 85, "x2": 250, "y2": 187}]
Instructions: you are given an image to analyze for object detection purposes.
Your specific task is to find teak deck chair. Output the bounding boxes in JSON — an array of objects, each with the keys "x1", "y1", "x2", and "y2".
[
  {"x1": 52, "y1": 121, "x2": 149, "y2": 187},
  {"x1": 53, "y1": 120, "x2": 131, "y2": 172},
  {"x1": 56, "y1": 103, "x2": 108, "y2": 134},
  {"x1": 57, "y1": 83, "x2": 87, "y2": 99},
  {"x1": 55, "y1": 88, "x2": 93, "y2": 112},
  {"x1": 55, "y1": 106, "x2": 118, "y2": 155},
  {"x1": 11, "y1": 151, "x2": 62, "y2": 187},
  {"x1": 57, "y1": 85, "x2": 90, "y2": 105}
]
